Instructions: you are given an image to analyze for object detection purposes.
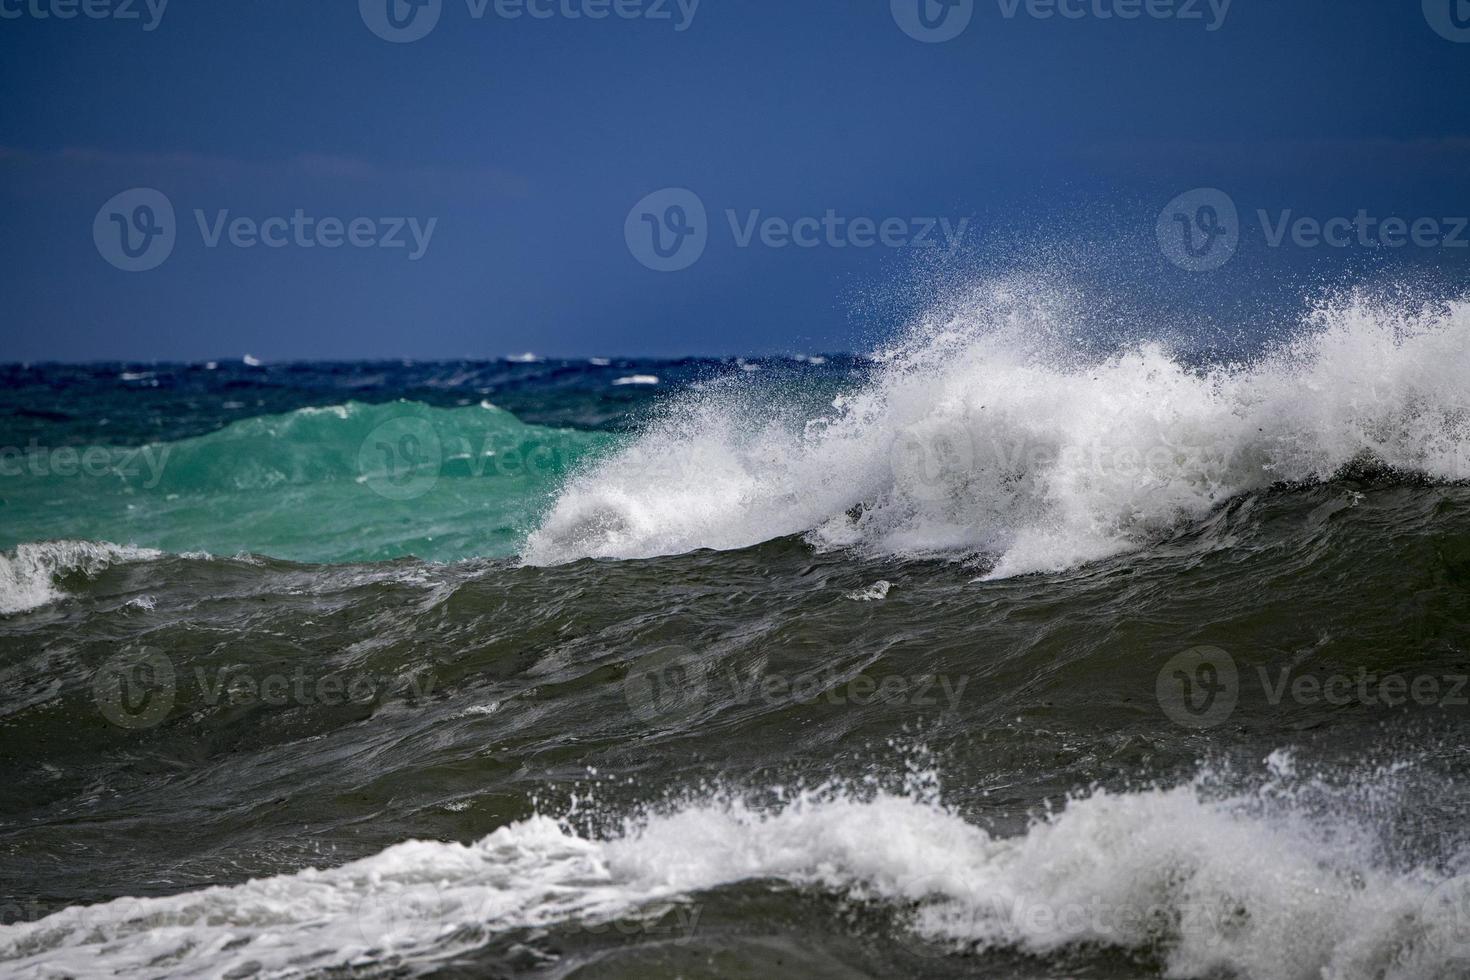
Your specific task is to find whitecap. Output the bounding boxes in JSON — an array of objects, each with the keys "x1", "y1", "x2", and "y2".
[
  {"x1": 0, "y1": 541, "x2": 164, "y2": 615},
  {"x1": 525, "y1": 287, "x2": 1470, "y2": 574},
  {"x1": 2, "y1": 769, "x2": 1463, "y2": 979}
]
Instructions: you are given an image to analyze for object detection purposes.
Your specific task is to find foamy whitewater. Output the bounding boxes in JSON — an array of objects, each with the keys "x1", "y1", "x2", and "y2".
[
  {"x1": 525, "y1": 290, "x2": 1470, "y2": 575},
  {"x1": 0, "y1": 541, "x2": 163, "y2": 615},
  {"x1": 1, "y1": 760, "x2": 1465, "y2": 979},
  {"x1": 4, "y1": 293, "x2": 1470, "y2": 979}
]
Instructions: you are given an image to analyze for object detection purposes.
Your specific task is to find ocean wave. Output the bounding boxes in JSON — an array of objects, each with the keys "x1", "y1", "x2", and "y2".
[
  {"x1": 1, "y1": 760, "x2": 1463, "y2": 979},
  {"x1": 0, "y1": 540, "x2": 163, "y2": 615},
  {"x1": 0, "y1": 401, "x2": 613, "y2": 565},
  {"x1": 524, "y1": 288, "x2": 1470, "y2": 575}
]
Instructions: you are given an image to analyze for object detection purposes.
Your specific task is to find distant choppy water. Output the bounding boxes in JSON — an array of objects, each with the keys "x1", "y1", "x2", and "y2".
[
  {"x1": 5, "y1": 295, "x2": 1470, "y2": 978},
  {"x1": 0, "y1": 356, "x2": 849, "y2": 564}
]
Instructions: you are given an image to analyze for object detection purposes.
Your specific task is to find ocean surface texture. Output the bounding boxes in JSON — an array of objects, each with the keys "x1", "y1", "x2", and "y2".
[{"x1": 3, "y1": 293, "x2": 1470, "y2": 978}]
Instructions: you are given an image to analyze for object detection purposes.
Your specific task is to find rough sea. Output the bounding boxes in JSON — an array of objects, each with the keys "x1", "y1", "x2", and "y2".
[{"x1": 4, "y1": 288, "x2": 1470, "y2": 978}]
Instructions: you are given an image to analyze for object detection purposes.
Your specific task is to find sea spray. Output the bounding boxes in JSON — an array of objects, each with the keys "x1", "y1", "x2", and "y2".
[{"x1": 525, "y1": 288, "x2": 1470, "y2": 575}]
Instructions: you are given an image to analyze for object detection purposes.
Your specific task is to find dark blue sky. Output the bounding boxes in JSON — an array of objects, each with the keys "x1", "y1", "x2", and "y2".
[{"x1": 2, "y1": 0, "x2": 1467, "y2": 361}]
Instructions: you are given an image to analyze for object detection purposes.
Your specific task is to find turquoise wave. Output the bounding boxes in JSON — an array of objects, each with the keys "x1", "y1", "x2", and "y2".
[{"x1": 0, "y1": 401, "x2": 615, "y2": 563}]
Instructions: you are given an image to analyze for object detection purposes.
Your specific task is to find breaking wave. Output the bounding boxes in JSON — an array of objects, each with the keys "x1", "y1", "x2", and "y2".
[
  {"x1": 525, "y1": 289, "x2": 1470, "y2": 575},
  {"x1": 0, "y1": 540, "x2": 162, "y2": 615},
  {"x1": 2, "y1": 759, "x2": 1466, "y2": 979}
]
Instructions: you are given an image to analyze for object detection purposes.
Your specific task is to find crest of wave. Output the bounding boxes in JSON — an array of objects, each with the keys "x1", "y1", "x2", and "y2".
[
  {"x1": 0, "y1": 541, "x2": 162, "y2": 615},
  {"x1": 523, "y1": 283, "x2": 1470, "y2": 576},
  {"x1": 3, "y1": 759, "x2": 1467, "y2": 979}
]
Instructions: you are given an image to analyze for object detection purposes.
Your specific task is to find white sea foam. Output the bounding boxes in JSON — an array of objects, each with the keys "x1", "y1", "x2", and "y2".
[
  {"x1": 1, "y1": 765, "x2": 1464, "y2": 978},
  {"x1": 0, "y1": 541, "x2": 163, "y2": 615},
  {"x1": 846, "y1": 579, "x2": 892, "y2": 601},
  {"x1": 524, "y1": 288, "x2": 1470, "y2": 575}
]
